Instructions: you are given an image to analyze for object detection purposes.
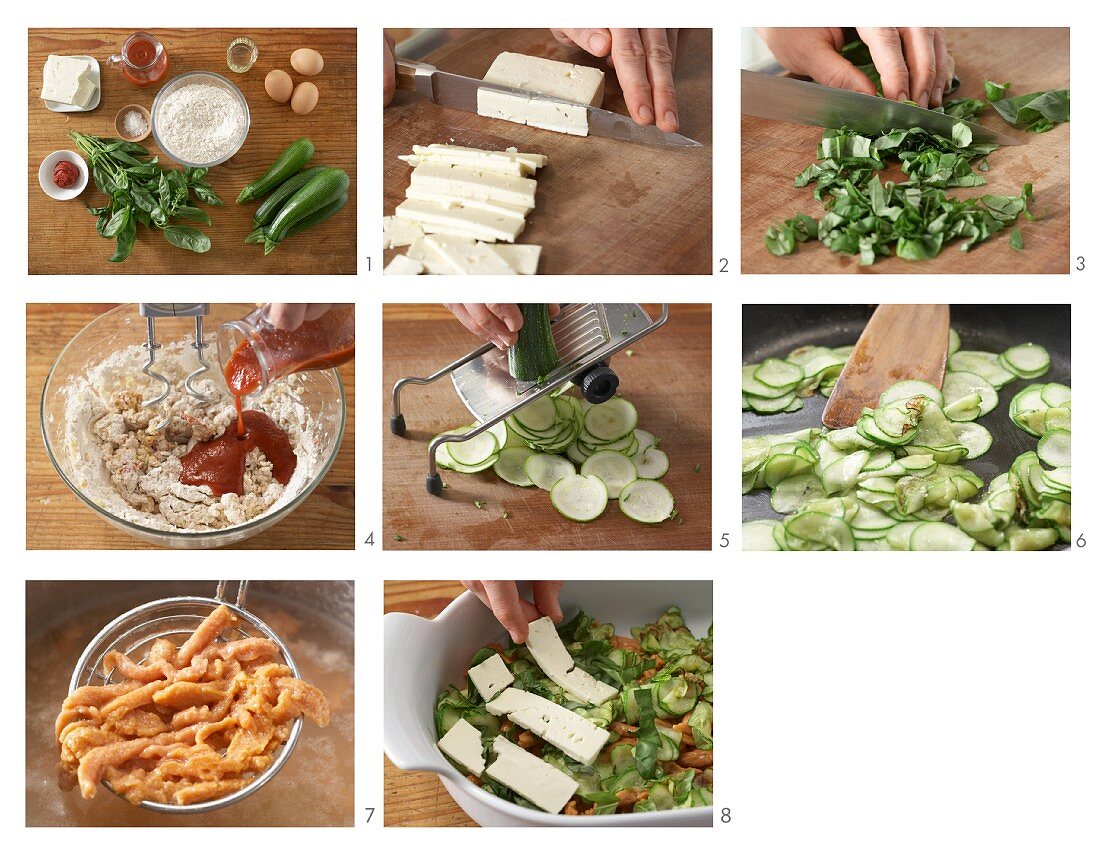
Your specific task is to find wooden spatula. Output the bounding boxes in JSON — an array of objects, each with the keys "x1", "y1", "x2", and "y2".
[{"x1": 822, "y1": 304, "x2": 951, "y2": 429}]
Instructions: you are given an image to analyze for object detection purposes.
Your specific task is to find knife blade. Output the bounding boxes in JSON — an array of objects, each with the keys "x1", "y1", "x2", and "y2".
[
  {"x1": 397, "y1": 59, "x2": 702, "y2": 149},
  {"x1": 741, "y1": 69, "x2": 1020, "y2": 147}
]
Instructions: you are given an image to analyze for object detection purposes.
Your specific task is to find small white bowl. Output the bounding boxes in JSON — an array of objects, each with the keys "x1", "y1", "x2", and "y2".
[{"x1": 39, "y1": 150, "x2": 88, "y2": 200}]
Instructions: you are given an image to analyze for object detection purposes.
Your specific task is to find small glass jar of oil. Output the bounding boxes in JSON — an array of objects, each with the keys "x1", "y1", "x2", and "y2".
[{"x1": 227, "y1": 37, "x2": 258, "y2": 73}]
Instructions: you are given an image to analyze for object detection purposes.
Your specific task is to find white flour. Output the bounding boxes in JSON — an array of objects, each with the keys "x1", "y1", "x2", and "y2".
[
  {"x1": 58, "y1": 337, "x2": 327, "y2": 533},
  {"x1": 156, "y1": 82, "x2": 245, "y2": 162}
]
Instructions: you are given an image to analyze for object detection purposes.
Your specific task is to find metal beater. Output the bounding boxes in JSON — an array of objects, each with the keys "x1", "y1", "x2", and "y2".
[
  {"x1": 391, "y1": 303, "x2": 669, "y2": 494},
  {"x1": 67, "y1": 580, "x2": 304, "y2": 815},
  {"x1": 138, "y1": 303, "x2": 217, "y2": 412}
]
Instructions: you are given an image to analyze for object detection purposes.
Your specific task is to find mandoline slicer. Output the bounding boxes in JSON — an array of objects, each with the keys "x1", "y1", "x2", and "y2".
[{"x1": 391, "y1": 303, "x2": 669, "y2": 495}]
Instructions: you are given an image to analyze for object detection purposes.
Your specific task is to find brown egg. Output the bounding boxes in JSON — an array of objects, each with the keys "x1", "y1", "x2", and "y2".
[
  {"x1": 264, "y1": 69, "x2": 294, "y2": 103},
  {"x1": 290, "y1": 48, "x2": 324, "y2": 76},
  {"x1": 291, "y1": 82, "x2": 320, "y2": 115}
]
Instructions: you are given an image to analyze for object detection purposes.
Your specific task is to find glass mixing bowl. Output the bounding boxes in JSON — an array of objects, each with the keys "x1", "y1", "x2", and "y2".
[
  {"x1": 40, "y1": 304, "x2": 345, "y2": 549},
  {"x1": 151, "y1": 71, "x2": 250, "y2": 168}
]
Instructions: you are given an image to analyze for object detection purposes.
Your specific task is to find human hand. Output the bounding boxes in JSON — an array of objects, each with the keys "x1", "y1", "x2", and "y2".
[
  {"x1": 267, "y1": 304, "x2": 332, "y2": 331},
  {"x1": 462, "y1": 580, "x2": 565, "y2": 643},
  {"x1": 445, "y1": 303, "x2": 561, "y2": 351},
  {"x1": 383, "y1": 31, "x2": 397, "y2": 106},
  {"x1": 756, "y1": 27, "x2": 953, "y2": 108},
  {"x1": 550, "y1": 28, "x2": 682, "y2": 132}
]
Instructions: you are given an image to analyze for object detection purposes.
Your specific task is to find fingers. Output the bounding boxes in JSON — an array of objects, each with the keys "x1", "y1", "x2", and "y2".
[
  {"x1": 444, "y1": 304, "x2": 516, "y2": 350},
  {"x1": 267, "y1": 303, "x2": 307, "y2": 331},
  {"x1": 548, "y1": 303, "x2": 561, "y2": 318},
  {"x1": 898, "y1": 28, "x2": 938, "y2": 108},
  {"x1": 930, "y1": 29, "x2": 951, "y2": 108},
  {"x1": 531, "y1": 581, "x2": 565, "y2": 622},
  {"x1": 858, "y1": 27, "x2": 909, "y2": 102},
  {"x1": 799, "y1": 47, "x2": 877, "y2": 97},
  {"x1": 485, "y1": 303, "x2": 523, "y2": 335},
  {"x1": 610, "y1": 28, "x2": 656, "y2": 126},
  {"x1": 479, "y1": 581, "x2": 540, "y2": 643},
  {"x1": 303, "y1": 303, "x2": 332, "y2": 322},
  {"x1": 550, "y1": 28, "x2": 612, "y2": 57},
  {"x1": 383, "y1": 32, "x2": 396, "y2": 107},
  {"x1": 640, "y1": 29, "x2": 679, "y2": 132}
]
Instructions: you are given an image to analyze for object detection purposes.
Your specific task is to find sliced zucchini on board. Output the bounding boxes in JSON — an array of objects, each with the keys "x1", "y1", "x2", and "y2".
[
  {"x1": 494, "y1": 447, "x2": 537, "y2": 486},
  {"x1": 550, "y1": 474, "x2": 608, "y2": 522},
  {"x1": 584, "y1": 398, "x2": 638, "y2": 442},
  {"x1": 618, "y1": 480, "x2": 674, "y2": 524},
  {"x1": 580, "y1": 451, "x2": 637, "y2": 499},
  {"x1": 447, "y1": 430, "x2": 499, "y2": 467},
  {"x1": 635, "y1": 447, "x2": 670, "y2": 480},
  {"x1": 526, "y1": 454, "x2": 576, "y2": 491}
]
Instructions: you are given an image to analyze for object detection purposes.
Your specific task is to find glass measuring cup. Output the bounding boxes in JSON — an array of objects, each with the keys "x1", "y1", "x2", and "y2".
[{"x1": 107, "y1": 31, "x2": 169, "y2": 86}]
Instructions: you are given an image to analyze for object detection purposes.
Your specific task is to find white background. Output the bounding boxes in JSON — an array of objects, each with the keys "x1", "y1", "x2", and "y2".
[{"x1": 8, "y1": 2, "x2": 1098, "y2": 849}]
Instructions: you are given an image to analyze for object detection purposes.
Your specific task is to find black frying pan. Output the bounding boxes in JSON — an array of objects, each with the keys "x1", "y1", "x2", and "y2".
[{"x1": 742, "y1": 304, "x2": 1071, "y2": 536}]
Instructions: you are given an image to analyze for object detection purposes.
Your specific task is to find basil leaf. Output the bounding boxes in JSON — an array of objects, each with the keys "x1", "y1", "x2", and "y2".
[
  {"x1": 1010, "y1": 228, "x2": 1024, "y2": 250},
  {"x1": 984, "y1": 80, "x2": 1012, "y2": 102},
  {"x1": 161, "y1": 226, "x2": 211, "y2": 253},
  {"x1": 990, "y1": 89, "x2": 1069, "y2": 132},
  {"x1": 633, "y1": 686, "x2": 660, "y2": 781}
]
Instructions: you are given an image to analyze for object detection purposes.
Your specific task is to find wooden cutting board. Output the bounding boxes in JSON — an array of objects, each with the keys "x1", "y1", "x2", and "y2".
[
  {"x1": 28, "y1": 28, "x2": 356, "y2": 275},
  {"x1": 383, "y1": 581, "x2": 475, "y2": 827},
  {"x1": 25, "y1": 304, "x2": 355, "y2": 549},
  {"x1": 383, "y1": 28, "x2": 712, "y2": 275},
  {"x1": 741, "y1": 27, "x2": 1069, "y2": 274},
  {"x1": 382, "y1": 304, "x2": 711, "y2": 550}
]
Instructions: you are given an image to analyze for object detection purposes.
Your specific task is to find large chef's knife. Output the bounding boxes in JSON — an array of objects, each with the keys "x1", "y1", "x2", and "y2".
[
  {"x1": 397, "y1": 59, "x2": 702, "y2": 149},
  {"x1": 741, "y1": 69, "x2": 1020, "y2": 147}
]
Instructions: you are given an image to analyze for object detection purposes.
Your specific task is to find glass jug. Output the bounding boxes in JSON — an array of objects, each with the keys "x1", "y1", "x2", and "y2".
[{"x1": 107, "y1": 32, "x2": 169, "y2": 86}]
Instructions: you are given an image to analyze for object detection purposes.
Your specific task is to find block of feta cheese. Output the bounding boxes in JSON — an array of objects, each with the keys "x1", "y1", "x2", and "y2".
[
  {"x1": 483, "y1": 52, "x2": 605, "y2": 107},
  {"x1": 382, "y1": 254, "x2": 424, "y2": 275},
  {"x1": 437, "y1": 717, "x2": 486, "y2": 777},
  {"x1": 524, "y1": 616, "x2": 619, "y2": 705},
  {"x1": 477, "y1": 89, "x2": 588, "y2": 137},
  {"x1": 41, "y1": 55, "x2": 97, "y2": 107},
  {"x1": 486, "y1": 687, "x2": 610, "y2": 765},
  {"x1": 467, "y1": 653, "x2": 515, "y2": 701},
  {"x1": 484, "y1": 735, "x2": 578, "y2": 813}
]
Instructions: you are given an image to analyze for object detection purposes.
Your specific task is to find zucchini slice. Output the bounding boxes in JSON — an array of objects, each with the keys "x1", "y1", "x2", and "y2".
[
  {"x1": 550, "y1": 474, "x2": 608, "y2": 522},
  {"x1": 618, "y1": 480, "x2": 674, "y2": 524}
]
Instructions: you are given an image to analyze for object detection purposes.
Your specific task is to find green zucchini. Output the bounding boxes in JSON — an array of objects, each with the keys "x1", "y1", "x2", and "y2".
[
  {"x1": 508, "y1": 304, "x2": 559, "y2": 382},
  {"x1": 263, "y1": 168, "x2": 349, "y2": 252},
  {"x1": 247, "y1": 194, "x2": 348, "y2": 246},
  {"x1": 252, "y1": 166, "x2": 328, "y2": 226},
  {"x1": 236, "y1": 137, "x2": 315, "y2": 203}
]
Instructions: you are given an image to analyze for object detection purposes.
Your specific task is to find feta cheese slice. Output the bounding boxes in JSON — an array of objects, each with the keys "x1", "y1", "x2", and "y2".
[
  {"x1": 395, "y1": 199, "x2": 525, "y2": 244},
  {"x1": 477, "y1": 89, "x2": 589, "y2": 137},
  {"x1": 405, "y1": 144, "x2": 548, "y2": 176},
  {"x1": 426, "y1": 236, "x2": 517, "y2": 275},
  {"x1": 410, "y1": 161, "x2": 537, "y2": 208},
  {"x1": 486, "y1": 687, "x2": 610, "y2": 765},
  {"x1": 404, "y1": 187, "x2": 530, "y2": 222},
  {"x1": 524, "y1": 617, "x2": 619, "y2": 705},
  {"x1": 485, "y1": 735, "x2": 578, "y2": 814},
  {"x1": 383, "y1": 216, "x2": 425, "y2": 249},
  {"x1": 438, "y1": 718, "x2": 486, "y2": 777},
  {"x1": 467, "y1": 652, "x2": 515, "y2": 701},
  {"x1": 405, "y1": 237, "x2": 453, "y2": 274},
  {"x1": 489, "y1": 244, "x2": 541, "y2": 275},
  {"x1": 484, "y1": 52, "x2": 606, "y2": 107},
  {"x1": 382, "y1": 254, "x2": 424, "y2": 275}
]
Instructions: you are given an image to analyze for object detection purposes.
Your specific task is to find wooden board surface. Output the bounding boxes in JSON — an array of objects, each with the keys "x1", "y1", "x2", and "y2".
[
  {"x1": 383, "y1": 28, "x2": 712, "y2": 275},
  {"x1": 28, "y1": 28, "x2": 356, "y2": 274},
  {"x1": 26, "y1": 304, "x2": 355, "y2": 549},
  {"x1": 382, "y1": 304, "x2": 711, "y2": 550},
  {"x1": 383, "y1": 580, "x2": 475, "y2": 827},
  {"x1": 741, "y1": 27, "x2": 1069, "y2": 274}
]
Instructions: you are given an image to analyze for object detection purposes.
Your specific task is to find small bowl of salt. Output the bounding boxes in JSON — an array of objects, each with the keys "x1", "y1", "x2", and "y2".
[
  {"x1": 115, "y1": 104, "x2": 151, "y2": 142},
  {"x1": 151, "y1": 71, "x2": 250, "y2": 168}
]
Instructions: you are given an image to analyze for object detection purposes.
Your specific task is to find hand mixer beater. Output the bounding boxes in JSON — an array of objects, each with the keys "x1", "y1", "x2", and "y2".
[{"x1": 138, "y1": 303, "x2": 217, "y2": 417}]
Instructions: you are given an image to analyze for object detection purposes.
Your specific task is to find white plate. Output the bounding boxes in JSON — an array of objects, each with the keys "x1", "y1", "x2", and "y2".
[
  {"x1": 38, "y1": 150, "x2": 88, "y2": 200},
  {"x1": 384, "y1": 580, "x2": 714, "y2": 827},
  {"x1": 42, "y1": 56, "x2": 101, "y2": 113}
]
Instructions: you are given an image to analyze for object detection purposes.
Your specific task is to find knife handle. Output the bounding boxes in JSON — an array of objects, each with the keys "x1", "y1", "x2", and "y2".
[{"x1": 396, "y1": 58, "x2": 437, "y2": 95}]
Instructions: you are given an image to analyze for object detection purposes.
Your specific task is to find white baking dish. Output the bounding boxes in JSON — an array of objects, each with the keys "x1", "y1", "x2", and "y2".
[{"x1": 384, "y1": 580, "x2": 714, "y2": 827}]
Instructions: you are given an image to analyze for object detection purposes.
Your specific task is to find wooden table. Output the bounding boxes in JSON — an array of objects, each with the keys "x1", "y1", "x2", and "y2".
[
  {"x1": 28, "y1": 28, "x2": 356, "y2": 274},
  {"x1": 741, "y1": 27, "x2": 1069, "y2": 274},
  {"x1": 383, "y1": 581, "x2": 476, "y2": 827},
  {"x1": 26, "y1": 304, "x2": 354, "y2": 549},
  {"x1": 382, "y1": 304, "x2": 711, "y2": 550},
  {"x1": 383, "y1": 28, "x2": 712, "y2": 275}
]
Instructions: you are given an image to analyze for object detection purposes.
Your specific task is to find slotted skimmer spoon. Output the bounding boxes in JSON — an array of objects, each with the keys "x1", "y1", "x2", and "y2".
[{"x1": 67, "y1": 580, "x2": 303, "y2": 814}]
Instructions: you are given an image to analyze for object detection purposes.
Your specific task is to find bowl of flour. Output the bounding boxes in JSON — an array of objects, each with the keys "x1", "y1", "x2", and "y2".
[{"x1": 152, "y1": 71, "x2": 250, "y2": 168}]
